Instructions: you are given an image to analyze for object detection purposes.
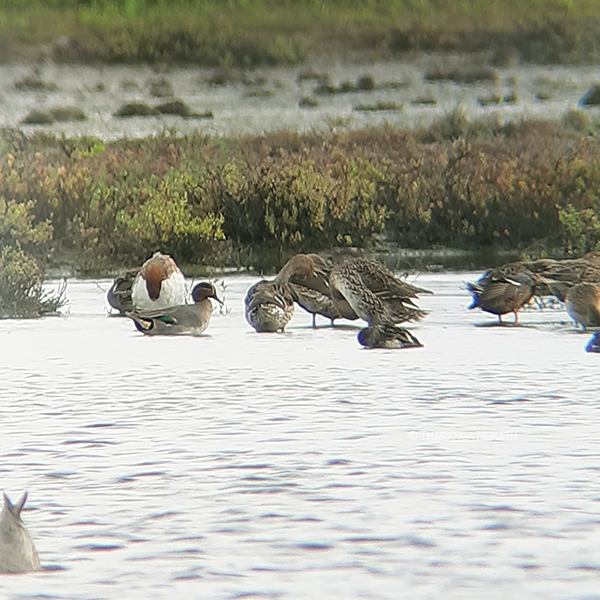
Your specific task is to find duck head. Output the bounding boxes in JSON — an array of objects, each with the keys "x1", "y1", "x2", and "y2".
[{"x1": 192, "y1": 282, "x2": 223, "y2": 305}]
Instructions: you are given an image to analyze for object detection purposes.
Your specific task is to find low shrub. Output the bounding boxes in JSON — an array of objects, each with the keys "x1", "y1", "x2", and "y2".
[{"x1": 2, "y1": 118, "x2": 600, "y2": 273}]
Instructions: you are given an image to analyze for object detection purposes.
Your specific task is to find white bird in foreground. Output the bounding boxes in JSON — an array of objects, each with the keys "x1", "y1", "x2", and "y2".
[{"x1": 0, "y1": 492, "x2": 41, "y2": 573}]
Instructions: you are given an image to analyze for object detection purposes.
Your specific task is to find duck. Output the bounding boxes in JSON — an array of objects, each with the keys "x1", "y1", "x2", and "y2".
[
  {"x1": 245, "y1": 279, "x2": 296, "y2": 332},
  {"x1": 586, "y1": 331, "x2": 600, "y2": 353},
  {"x1": 107, "y1": 269, "x2": 138, "y2": 315},
  {"x1": 358, "y1": 323, "x2": 423, "y2": 349},
  {"x1": 245, "y1": 255, "x2": 321, "y2": 332},
  {"x1": 565, "y1": 282, "x2": 600, "y2": 329},
  {"x1": 131, "y1": 252, "x2": 187, "y2": 311},
  {"x1": 467, "y1": 270, "x2": 538, "y2": 324},
  {"x1": 329, "y1": 257, "x2": 431, "y2": 326},
  {"x1": 0, "y1": 492, "x2": 41, "y2": 573},
  {"x1": 287, "y1": 254, "x2": 358, "y2": 326},
  {"x1": 521, "y1": 258, "x2": 600, "y2": 301},
  {"x1": 127, "y1": 282, "x2": 222, "y2": 336}
]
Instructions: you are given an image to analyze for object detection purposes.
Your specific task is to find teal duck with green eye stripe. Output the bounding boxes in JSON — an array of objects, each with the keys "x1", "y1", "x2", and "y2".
[{"x1": 127, "y1": 282, "x2": 222, "y2": 336}]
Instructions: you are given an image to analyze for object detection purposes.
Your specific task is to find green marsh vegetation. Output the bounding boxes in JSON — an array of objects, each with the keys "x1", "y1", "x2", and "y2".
[
  {"x1": 2, "y1": 115, "x2": 600, "y2": 280},
  {"x1": 1, "y1": 0, "x2": 600, "y2": 65},
  {"x1": 0, "y1": 154, "x2": 67, "y2": 317}
]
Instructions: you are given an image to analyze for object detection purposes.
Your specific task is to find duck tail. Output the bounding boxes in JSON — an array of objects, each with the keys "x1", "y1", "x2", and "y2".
[
  {"x1": 400, "y1": 328, "x2": 424, "y2": 349},
  {"x1": 126, "y1": 312, "x2": 154, "y2": 333},
  {"x1": 466, "y1": 282, "x2": 481, "y2": 309}
]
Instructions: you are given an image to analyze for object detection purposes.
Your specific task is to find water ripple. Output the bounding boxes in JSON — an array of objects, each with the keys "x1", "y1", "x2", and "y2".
[{"x1": 1, "y1": 274, "x2": 600, "y2": 599}]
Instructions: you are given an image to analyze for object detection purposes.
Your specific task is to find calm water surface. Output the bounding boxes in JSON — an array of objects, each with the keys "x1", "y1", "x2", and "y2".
[{"x1": 1, "y1": 272, "x2": 600, "y2": 599}]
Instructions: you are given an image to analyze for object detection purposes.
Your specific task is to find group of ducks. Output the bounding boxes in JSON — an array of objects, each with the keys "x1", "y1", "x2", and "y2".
[
  {"x1": 107, "y1": 250, "x2": 600, "y2": 350},
  {"x1": 107, "y1": 252, "x2": 223, "y2": 336},
  {"x1": 243, "y1": 253, "x2": 431, "y2": 348},
  {"x1": 107, "y1": 251, "x2": 433, "y2": 348},
  {"x1": 7, "y1": 255, "x2": 600, "y2": 572},
  {"x1": 466, "y1": 253, "x2": 600, "y2": 351}
]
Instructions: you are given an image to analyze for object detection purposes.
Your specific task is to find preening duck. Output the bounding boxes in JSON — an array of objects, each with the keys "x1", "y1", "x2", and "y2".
[
  {"x1": 329, "y1": 257, "x2": 430, "y2": 326},
  {"x1": 287, "y1": 254, "x2": 357, "y2": 326},
  {"x1": 131, "y1": 252, "x2": 187, "y2": 311},
  {"x1": 245, "y1": 254, "x2": 330, "y2": 332}
]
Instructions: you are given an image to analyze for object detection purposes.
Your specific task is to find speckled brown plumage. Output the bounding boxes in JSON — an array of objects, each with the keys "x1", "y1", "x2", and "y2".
[{"x1": 329, "y1": 257, "x2": 430, "y2": 326}]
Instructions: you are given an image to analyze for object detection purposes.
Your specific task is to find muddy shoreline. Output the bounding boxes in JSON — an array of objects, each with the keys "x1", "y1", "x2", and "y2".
[{"x1": 3, "y1": 57, "x2": 600, "y2": 141}]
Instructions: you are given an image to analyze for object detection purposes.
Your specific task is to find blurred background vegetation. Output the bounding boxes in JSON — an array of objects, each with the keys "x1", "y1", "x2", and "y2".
[
  {"x1": 2, "y1": 115, "x2": 600, "y2": 277},
  {"x1": 0, "y1": 0, "x2": 599, "y2": 65}
]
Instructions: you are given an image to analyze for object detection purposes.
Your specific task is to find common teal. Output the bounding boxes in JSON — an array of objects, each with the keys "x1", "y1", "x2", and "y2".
[
  {"x1": 127, "y1": 282, "x2": 221, "y2": 336},
  {"x1": 357, "y1": 323, "x2": 423, "y2": 349},
  {"x1": 131, "y1": 252, "x2": 187, "y2": 311},
  {"x1": 329, "y1": 257, "x2": 430, "y2": 326},
  {"x1": 0, "y1": 492, "x2": 40, "y2": 573},
  {"x1": 565, "y1": 282, "x2": 600, "y2": 329},
  {"x1": 107, "y1": 269, "x2": 137, "y2": 315},
  {"x1": 467, "y1": 270, "x2": 537, "y2": 323}
]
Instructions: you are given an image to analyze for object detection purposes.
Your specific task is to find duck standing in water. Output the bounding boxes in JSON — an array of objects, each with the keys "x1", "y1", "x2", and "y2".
[
  {"x1": 329, "y1": 257, "x2": 429, "y2": 348},
  {"x1": 131, "y1": 252, "x2": 187, "y2": 311},
  {"x1": 565, "y1": 282, "x2": 600, "y2": 329},
  {"x1": 329, "y1": 257, "x2": 430, "y2": 326},
  {"x1": 127, "y1": 282, "x2": 222, "y2": 336},
  {"x1": 245, "y1": 254, "x2": 325, "y2": 332},
  {"x1": 467, "y1": 269, "x2": 537, "y2": 324},
  {"x1": 0, "y1": 492, "x2": 41, "y2": 573},
  {"x1": 287, "y1": 254, "x2": 356, "y2": 327}
]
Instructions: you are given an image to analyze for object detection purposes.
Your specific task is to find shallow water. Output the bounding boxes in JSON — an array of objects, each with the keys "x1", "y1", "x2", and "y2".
[
  {"x1": 4, "y1": 57, "x2": 600, "y2": 139},
  {"x1": 1, "y1": 272, "x2": 599, "y2": 599}
]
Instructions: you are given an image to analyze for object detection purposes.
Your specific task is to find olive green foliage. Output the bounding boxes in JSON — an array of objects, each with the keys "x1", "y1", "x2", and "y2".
[
  {"x1": 1, "y1": 0, "x2": 600, "y2": 65},
  {"x1": 0, "y1": 133, "x2": 226, "y2": 273},
  {"x1": 557, "y1": 159, "x2": 600, "y2": 255},
  {"x1": 3, "y1": 119, "x2": 600, "y2": 274},
  {"x1": 0, "y1": 246, "x2": 66, "y2": 318},
  {"x1": 0, "y1": 167, "x2": 66, "y2": 317}
]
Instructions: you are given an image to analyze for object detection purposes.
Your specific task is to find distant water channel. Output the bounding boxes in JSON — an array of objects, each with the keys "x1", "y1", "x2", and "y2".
[{"x1": 1, "y1": 272, "x2": 599, "y2": 599}]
